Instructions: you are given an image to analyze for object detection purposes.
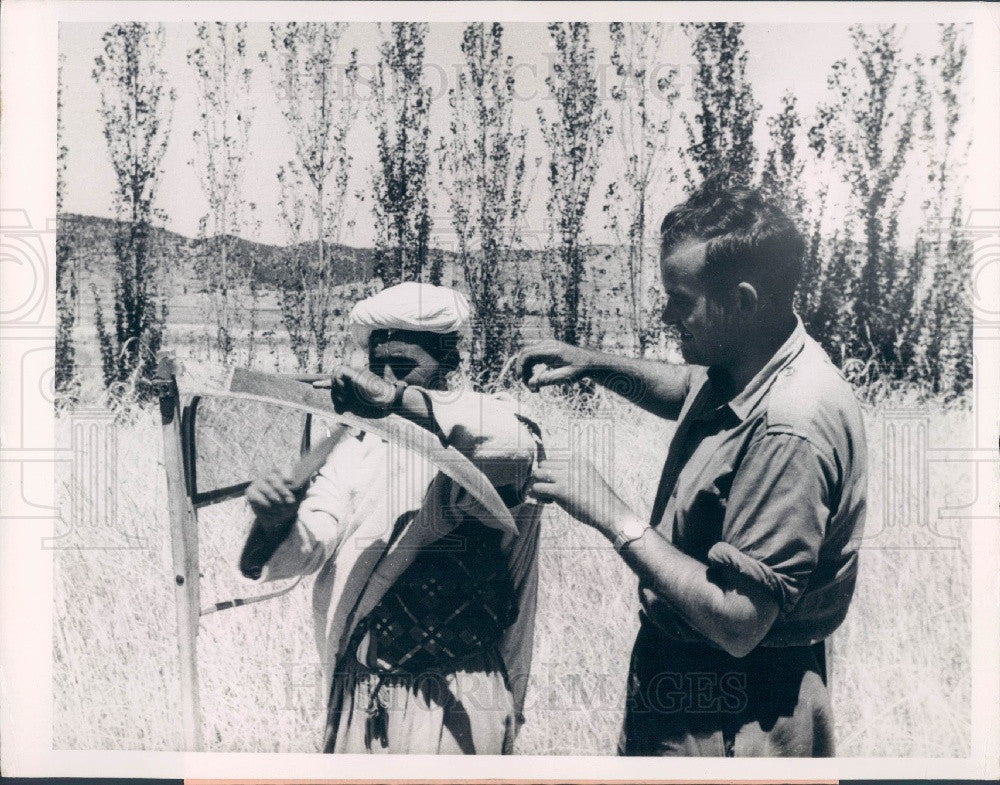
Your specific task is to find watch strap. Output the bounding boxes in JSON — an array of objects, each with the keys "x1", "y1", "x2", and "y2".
[{"x1": 612, "y1": 517, "x2": 650, "y2": 553}]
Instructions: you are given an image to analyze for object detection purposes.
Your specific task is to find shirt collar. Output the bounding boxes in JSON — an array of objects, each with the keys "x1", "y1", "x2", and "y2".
[{"x1": 697, "y1": 315, "x2": 806, "y2": 423}]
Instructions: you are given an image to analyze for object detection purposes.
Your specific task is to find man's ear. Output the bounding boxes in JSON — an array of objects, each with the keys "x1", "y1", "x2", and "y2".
[{"x1": 734, "y1": 281, "x2": 760, "y2": 318}]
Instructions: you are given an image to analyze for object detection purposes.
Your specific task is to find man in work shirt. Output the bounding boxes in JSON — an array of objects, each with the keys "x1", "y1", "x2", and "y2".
[
  {"x1": 244, "y1": 282, "x2": 543, "y2": 755},
  {"x1": 518, "y1": 183, "x2": 867, "y2": 756}
]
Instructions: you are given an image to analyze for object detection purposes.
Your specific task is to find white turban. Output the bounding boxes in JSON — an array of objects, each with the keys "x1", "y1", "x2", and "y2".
[{"x1": 348, "y1": 282, "x2": 471, "y2": 348}]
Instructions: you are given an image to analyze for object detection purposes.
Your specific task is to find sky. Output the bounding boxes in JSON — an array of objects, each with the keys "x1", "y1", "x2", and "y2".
[{"x1": 59, "y1": 21, "x2": 954, "y2": 248}]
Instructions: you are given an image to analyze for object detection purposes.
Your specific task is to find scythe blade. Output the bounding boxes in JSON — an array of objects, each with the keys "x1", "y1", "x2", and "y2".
[{"x1": 173, "y1": 361, "x2": 519, "y2": 537}]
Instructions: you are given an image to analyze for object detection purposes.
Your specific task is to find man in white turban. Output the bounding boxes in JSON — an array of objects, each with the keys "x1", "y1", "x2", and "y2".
[{"x1": 244, "y1": 282, "x2": 544, "y2": 755}]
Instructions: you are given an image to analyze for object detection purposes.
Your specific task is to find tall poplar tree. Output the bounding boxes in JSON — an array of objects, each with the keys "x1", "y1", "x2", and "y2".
[
  {"x1": 56, "y1": 55, "x2": 78, "y2": 406},
  {"x1": 263, "y1": 22, "x2": 359, "y2": 370},
  {"x1": 815, "y1": 25, "x2": 920, "y2": 374},
  {"x1": 91, "y1": 23, "x2": 174, "y2": 402},
  {"x1": 188, "y1": 22, "x2": 258, "y2": 364},
  {"x1": 440, "y1": 23, "x2": 531, "y2": 386},
  {"x1": 538, "y1": 22, "x2": 608, "y2": 347},
  {"x1": 370, "y1": 22, "x2": 433, "y2": 285},
  {"x1": 681, "y1": 23, "x2": 760, "y2": 190},
  {"x1": 605, "y1": 22, "x2": 679, "y2": 357},
  {"x1": 913, "y1": 24, "x2": 972, "y2": 397}
]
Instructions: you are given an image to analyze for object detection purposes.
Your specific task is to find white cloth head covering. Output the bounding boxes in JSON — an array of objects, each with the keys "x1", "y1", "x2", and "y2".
[{"x1": 348, "y1": 282, "x2": 471, "y2": 348}]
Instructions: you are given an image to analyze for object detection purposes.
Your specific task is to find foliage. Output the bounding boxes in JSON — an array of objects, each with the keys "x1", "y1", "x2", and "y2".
[
  {"x1": 56, "y1": 55, "x2": 78, "y2": 407},
  {"x1": 273, "y1": 162, "x2": 369, "y2": 371},
  {"x1": 681, "y1": 23, "x2": 760, "y2": 190},
  {"x1": 188, "y1": 22, "x2": 260, "y2": 364},
  {"x1": 757, "y1": 92, "x2": 835, "y2": 339},
  {"x1": 60, "y1": 22, "x2": 973, "y2": 404},
  {"x1": 604, "y1": 22, "x2": 679, "y2": 357},
  {"x1": 369, "y1": 23, "x2": 434, "y2": 286},
  {"x1": 811, "y1": 26, "x2": 924, "y2": 381},
  {"x1": 538, "y1": 22, "x2": 609, "y2": 347},
  {"x1": 439, "y1": 23, "x2": 532, "y2": 388},
  {"x1": 759, "y1": 92, "x2": 806, "y2": 219},
  {"x1": 911, "y1": 24, "x2": 972, "y2": 398},
  {"x1": 263, "y1": 23, "x2": 360, "y2": 371},
  {"x1": 91, "y1": 23, "x2": 174, "y2": 402}
]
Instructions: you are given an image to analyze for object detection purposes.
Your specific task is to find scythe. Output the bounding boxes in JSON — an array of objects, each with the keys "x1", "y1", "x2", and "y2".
[{"x1": 153, "y1": 352, "x2": 517, "y2": 751}]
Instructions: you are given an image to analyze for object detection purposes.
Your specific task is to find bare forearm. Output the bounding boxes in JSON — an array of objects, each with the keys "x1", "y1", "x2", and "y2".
[
  {"x1": 583, "y1": 352, "x2": 691, "y2": 420},
  {"x1": 604, "y1": 515, "x2": 777, "y2": 656}
]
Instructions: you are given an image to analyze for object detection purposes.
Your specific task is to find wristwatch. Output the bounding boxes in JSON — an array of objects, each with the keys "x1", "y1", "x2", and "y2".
[{"x1": 612, "y1": 513, "x2": 651, "y2": 553}]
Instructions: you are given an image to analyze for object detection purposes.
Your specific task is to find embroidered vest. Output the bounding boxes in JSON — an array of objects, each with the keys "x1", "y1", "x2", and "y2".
[{"x1": 353, "y1": 519, "x2": 517, "y2": 674}]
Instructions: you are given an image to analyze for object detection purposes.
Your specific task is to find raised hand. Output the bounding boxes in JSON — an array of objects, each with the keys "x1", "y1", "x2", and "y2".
[
  {"x1": 245, "y1": 468, "x2": 303, "y2": 529},
  {"x1": 515, "y1": 340, "x2": 596, "y2": 392},
  {"x1": 242, "y1": 468, "x2": 305, "y2": 579},
  {"x1": 526, "y1": 455, "x2": 631, "y2": 537},
  {"x1": 313, "y1": 365, "x2": 399, "y2": 419}
]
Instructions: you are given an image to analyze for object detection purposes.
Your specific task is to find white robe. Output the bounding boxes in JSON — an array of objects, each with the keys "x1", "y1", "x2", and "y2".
[{"x1": 260, "y1": 388, "x2": 544, "y2": 730}]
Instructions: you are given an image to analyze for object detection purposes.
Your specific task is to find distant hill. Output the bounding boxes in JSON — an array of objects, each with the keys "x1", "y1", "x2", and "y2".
[
  {"x1": 59, "y1": 213, "x2": 378, "y2": 293},
  {"x1": 59, "y1": 213, "x2": 639, "y2": 343}
]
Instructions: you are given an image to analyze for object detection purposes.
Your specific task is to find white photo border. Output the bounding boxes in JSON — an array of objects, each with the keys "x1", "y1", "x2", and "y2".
[{"x1": 1, "y1": 0, "x2": 997, "y2": 779}]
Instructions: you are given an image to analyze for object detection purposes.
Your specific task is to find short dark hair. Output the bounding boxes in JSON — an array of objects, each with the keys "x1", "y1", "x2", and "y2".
[{"x1": 659, "y1": 181, "x2": 805, "y2": 307}]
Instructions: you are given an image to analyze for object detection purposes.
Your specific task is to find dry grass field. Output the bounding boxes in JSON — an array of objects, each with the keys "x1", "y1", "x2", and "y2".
[{"x1": 52, "y1": 353, "x2": 973, "y2": 756}]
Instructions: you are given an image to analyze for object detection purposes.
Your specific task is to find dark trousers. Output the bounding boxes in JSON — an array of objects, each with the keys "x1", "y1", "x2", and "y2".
[{"x1": 619, "y1": 618, "x2": 834, "y2": 757}]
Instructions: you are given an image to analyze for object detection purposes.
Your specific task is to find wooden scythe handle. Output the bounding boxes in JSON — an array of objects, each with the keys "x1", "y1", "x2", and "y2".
[{"x1": 237, "y1": 428, "x2": 350, "y2": 580}]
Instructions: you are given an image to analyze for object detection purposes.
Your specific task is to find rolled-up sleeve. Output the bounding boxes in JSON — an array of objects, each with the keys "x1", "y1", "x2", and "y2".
[{"x1": 708, "y1": 430, "x2": 832, "y2": 614}]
